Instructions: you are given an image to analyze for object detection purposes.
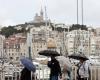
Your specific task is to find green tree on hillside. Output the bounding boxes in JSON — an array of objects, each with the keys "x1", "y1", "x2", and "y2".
[{"x1": 0, "y1": 26, "x2": 18, "y2": 37}]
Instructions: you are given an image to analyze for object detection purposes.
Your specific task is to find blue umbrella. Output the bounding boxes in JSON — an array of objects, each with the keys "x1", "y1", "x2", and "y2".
[{"x1": 20, "y1": 58, "x2": 36, "y2": 72}]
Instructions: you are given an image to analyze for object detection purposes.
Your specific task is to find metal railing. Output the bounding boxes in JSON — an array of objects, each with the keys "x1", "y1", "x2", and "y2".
[
  {"x1": 72, "y1": 65, "x2": 100, "y2": 80},
  {"x1": 0, "y1": 65, "x2": 100, "y2": 80}
]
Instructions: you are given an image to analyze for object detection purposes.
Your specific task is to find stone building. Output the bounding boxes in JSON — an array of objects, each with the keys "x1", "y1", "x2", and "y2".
[{"x1": 3, "y1": 34, "x2": 27, "y2": 63}]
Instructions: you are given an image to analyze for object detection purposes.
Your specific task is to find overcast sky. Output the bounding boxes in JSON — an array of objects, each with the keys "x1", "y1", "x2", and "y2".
[{"x1": 0, "y1": 0, "x2": 100, "y2": 28}]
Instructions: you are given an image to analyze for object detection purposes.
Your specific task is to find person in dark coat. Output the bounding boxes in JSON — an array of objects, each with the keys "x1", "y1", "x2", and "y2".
[
  {"x1": 77, "y1": 58, "x2": 90, "y2": 80},
  {"x1": 20, "y1": 67, "x2": 31, "y2": 80},
  {"x1": 47, "y1": 56, "x2": 62, "y2": 80}
]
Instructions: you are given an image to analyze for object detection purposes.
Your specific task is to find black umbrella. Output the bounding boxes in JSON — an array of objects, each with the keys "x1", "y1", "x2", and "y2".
[
  {"x1": 38, "y1": 50, "x2": 60, "y2": 57},
  {"x1": 68, "y1": 52, "x2": 89, "y2": 60}
]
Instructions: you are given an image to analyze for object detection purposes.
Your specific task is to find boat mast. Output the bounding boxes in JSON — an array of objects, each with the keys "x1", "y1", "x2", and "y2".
[{"x1": 77, "y1": 0, "x2": 79, "y2": 24}]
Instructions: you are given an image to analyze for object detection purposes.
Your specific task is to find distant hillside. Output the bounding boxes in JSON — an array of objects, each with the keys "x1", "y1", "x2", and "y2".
[
  {"x1": 0, "y1": 23, "x2": 93, "y2": 38},
  {"x1": 0, "y1": 22, "x2": 53, "y2": 38}
]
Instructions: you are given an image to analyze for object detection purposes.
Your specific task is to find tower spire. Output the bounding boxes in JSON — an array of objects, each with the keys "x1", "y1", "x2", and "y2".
[
  {"x1": 39, "y1": 0, "x2": 44, "y2": 21},
  {"x1": 40, "y1": 6, "x2": 43, "y2": 17}
]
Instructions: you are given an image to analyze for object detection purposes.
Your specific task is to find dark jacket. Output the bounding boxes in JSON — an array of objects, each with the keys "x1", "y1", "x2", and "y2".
[
  {"x1": 48, "y1": 58, "x2": 62, "y2": 76},
  {"x1": 20, "y1": 67, "x2": 31, "y2": 80}
]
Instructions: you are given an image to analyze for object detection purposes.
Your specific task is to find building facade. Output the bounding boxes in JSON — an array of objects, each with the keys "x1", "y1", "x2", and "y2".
[{"x1": 4, "y1": 34, "x2": 27, "y2": 63}]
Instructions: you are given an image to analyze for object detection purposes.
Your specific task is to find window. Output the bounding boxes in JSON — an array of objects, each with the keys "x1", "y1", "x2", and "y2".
[
  {"x1": 40, "y1": 45, "x2": 42, "y2": 48},
  {"x1": 16, "y1": 49, "x2": 19, "y2": 52},
  {"x1": 16, "y1": 57, "x2": 19, "y2": 60},
  {"x1": 10, "y1": 57, "x2": 13, "y2": 59}
]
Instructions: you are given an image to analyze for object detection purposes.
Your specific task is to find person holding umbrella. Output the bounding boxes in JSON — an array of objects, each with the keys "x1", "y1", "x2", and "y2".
[
  {"x1": 56, "y1": 56, "x2": 72, "y2": 80},
  {"x1": 68, "y1": 52, "x2": 90, "y2": 80},
  {"x1": 47, "y1": 56, "x2": 62, "y2": 80},
  {"x1": 38, "y1": 49, "x2": 61, "y2": 80},
  {"x1": 38, "y1": 38, "x2": 61, "y2": 80},
  {"x1": 20, "y1": 58, "x2": 36, "y2": 80},
  {"x1": 38, "y1": 50, "x2": 61, "y2": 80},
  {"x1": 76, "y1": 58, "x2": 90, "y2": 80}
]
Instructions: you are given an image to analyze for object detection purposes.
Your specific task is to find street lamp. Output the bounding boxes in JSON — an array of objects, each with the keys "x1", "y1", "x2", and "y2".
[
  {"x1": 27, "y1": 29, "x2": 32, "y2": 60},
  {"x1": 77, "y1": 0, "x2": 84, "y2": 53}
]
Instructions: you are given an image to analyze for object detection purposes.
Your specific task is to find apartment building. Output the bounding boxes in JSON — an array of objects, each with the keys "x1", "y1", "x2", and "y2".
[
  {"x1": 27, "y1": 26, "x2": 50, "y2": 58},
  {"x1": 4, "y1": 34, "x2": 27, "y2": 63},
  {"x1": 66, "y1": 29, "x2": 95, "y2": 56},
  {"x1": 96, "y1": 28, "x2": 100, "y2": 36},
  {"x1": 95, "y1": 37, "x2": 100, "y2": 56}
]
